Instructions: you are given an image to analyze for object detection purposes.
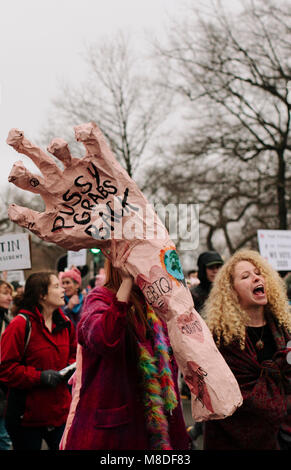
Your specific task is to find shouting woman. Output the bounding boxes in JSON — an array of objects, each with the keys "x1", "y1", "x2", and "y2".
[{"x1": 203, "y1": 249, "x2": 291, "y2": 450}]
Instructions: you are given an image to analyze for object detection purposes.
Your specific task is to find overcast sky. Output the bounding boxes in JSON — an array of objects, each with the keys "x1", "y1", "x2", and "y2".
[{"x1": 0, "y1": 0, "x2": 241, "y2": 199}]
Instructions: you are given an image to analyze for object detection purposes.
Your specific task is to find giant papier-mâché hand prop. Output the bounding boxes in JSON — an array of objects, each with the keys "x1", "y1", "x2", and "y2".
[{"x1": 7, "y1": 122, "x2": 242, "y2": 422}]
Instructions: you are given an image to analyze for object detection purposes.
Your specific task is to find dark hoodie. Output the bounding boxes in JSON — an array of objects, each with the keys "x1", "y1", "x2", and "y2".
[{"x1": 190, "y1": 251, "x2": 223, "y2": 313}]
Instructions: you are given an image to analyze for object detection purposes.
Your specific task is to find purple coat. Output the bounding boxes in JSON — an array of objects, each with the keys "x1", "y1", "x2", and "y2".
[{"x1": 62, "y1": 287, "x2": 190, "y2": 450}]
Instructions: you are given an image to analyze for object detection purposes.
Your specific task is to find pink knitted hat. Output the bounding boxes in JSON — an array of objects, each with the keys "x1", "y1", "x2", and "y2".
[{"x1": 59, "y1": 267, "x2": 82, "y2": 286}]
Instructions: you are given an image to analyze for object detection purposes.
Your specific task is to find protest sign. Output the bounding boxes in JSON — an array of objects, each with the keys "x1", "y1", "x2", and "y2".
[
  {"x1": 67, "y1": 249, "x2": 87, "y2": 268},
  {"x1": 0, "y1": 233, "x2": 31, "y2": 270},
  {"x1": 5, "y1": 269, "x2": 25, "y2": 285},
  {"x1": 257, "y1": 229, "x2": 291, "y2": 271}
]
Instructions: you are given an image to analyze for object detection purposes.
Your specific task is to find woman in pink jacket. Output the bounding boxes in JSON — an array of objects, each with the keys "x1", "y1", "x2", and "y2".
[{"x1": 62, "y1": 259, "x2": 190, "y2": 450}]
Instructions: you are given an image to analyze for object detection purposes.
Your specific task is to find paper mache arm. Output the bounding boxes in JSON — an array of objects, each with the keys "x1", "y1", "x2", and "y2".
[{"x1": 7, "y1": 121, "x2": 243, "y2": 422}]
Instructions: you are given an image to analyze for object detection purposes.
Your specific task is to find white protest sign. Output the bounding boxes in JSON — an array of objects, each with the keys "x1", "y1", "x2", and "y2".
[
  {"x1": 257, "y1": 230, "x2": 291, "y2": 271},
  {"x1": 0, "y1": 233, "x2": 31, "y2": 270},
  {"x1": 6, "y1": 270, "x2": 25, "y2": 285},
  {"x1": 67, "y1": 249, "x2": 87, "y2": 268}
]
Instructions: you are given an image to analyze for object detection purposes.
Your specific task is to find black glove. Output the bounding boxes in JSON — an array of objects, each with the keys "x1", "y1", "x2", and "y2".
[{"x1": 40, "y1": 370, "x2": 63, "y2": 388}]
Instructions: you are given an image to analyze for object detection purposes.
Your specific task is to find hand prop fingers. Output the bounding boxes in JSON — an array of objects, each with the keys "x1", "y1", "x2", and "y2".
[
  {"x1": 74, "y1": 122, "x2": 102, "y2": 158},
  {"x1": 6, "y1": 128, "x2": 26, "y2": 151},
  {"x1": 74, "y1": 122, "x2": 125, "y2": 178},
  {"x1": 6, "y1": 129, "x2": 62, "y2": 179},
  {"x1": 8, "y1": 161, "x2": 45, "y2": 195},
  {"x1": 8, "y1": 204, "x2": 40, "y2": 234},
  {"x1": 47, "y1": 138, "x2": 73, "y2": 168}
]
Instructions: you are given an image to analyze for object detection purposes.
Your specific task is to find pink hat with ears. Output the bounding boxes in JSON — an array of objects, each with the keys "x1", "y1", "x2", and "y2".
[{"x1": 59, "y1": 267, "x2": 82, "y2": 286}]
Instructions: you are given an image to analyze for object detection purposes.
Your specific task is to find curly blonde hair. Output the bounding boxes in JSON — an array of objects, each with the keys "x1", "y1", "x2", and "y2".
[{"x1": 203, "y1": 249, "x2": 291, "y2": 349}]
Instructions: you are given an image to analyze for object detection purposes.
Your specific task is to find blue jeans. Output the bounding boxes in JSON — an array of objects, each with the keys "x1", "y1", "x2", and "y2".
[{"x1": 0, "y1": 417, "x2": 12, "y2": 450}]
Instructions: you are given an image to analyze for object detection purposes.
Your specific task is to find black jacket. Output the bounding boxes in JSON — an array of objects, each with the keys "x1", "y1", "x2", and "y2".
[{"x1": 191, "y1": 251, "x2": 223, "y2": 313}]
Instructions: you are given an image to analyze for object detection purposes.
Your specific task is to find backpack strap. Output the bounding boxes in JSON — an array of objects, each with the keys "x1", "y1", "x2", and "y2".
[
  {"x1": 0, "y1": 317, "x2": 5, "y2": 338},
  {"x1": 17, "y1": 313, "x2": 31, "y2": 354},
  {"x1": 0, "y1": 312, "x2": 10, "y2": 339}
]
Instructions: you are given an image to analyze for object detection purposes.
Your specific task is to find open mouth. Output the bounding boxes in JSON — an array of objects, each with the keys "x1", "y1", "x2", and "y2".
[{"x1": 253, "y1": 284, "x2": 265, "y2": 295}]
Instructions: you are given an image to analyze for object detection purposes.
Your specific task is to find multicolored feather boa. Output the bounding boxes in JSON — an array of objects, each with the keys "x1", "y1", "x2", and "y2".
[{"x1": 137, "y1": 305, "x2": 178, "y2": 450}]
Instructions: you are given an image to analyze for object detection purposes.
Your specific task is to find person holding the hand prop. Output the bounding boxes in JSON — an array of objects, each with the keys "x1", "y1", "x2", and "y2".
[
  {"x1": 59, "y1": 267, "x2": 84, "y2": 328},
  {"x1": 203, "y1": 249, "x2": 291, "y2": 450},
  {"x1": 0, "y1": 272, "x2": 76, "y2": 450},
  {"x1": 60, "y1": 243, "x2": 190, "y2": 450}
]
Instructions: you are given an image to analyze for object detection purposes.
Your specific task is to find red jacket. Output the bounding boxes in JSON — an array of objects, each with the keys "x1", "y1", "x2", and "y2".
[
  {"x1": 63, "y1": 287, "x2": 190, "y2": 450},
  {"x1": 0, "y1": 307, "x2": 76, "y2": 427}
]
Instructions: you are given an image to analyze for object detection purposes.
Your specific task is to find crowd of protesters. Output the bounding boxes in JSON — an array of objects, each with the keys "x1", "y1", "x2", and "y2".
[{"x1": 0, "y1": 249, "x2": 291, "y2": 451}]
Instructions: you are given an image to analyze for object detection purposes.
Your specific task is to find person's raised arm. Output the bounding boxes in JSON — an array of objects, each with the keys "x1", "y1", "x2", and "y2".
[{"x1": 116, "y1": 272, "x2": 133, "y2": 304}]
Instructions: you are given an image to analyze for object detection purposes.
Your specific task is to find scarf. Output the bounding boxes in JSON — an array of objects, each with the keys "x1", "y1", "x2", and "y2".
[
  {"x1": 137, "y1": 305, "x2": 178, "y2": 450},
  {"x1": 65, "y1": 293, "x2": 83, "y2": 314}
]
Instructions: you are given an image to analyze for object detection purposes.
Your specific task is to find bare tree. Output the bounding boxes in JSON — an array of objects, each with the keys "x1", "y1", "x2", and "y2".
[
  {"x1": 149, "y1": 0, "x2": 291, "y2": 253},
  {"x1": 146, "y1": 139, "x2": 279, "y2": 255},
  {"x1": 43, "y1": 32, "x2": 170, "y2": 179}
]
